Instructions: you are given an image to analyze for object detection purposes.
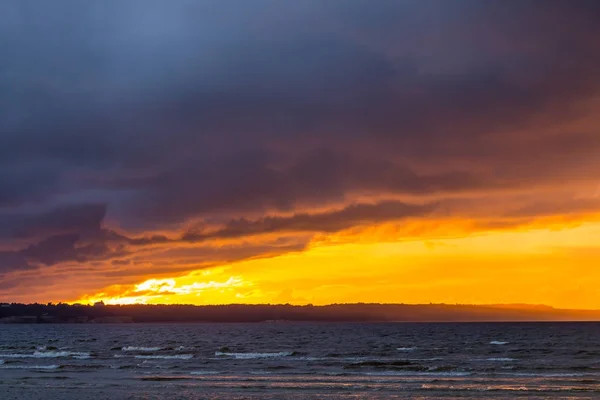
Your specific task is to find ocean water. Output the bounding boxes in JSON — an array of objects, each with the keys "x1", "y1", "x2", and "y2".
[{"x1": 1, "y1": 322, "x2": 600, "y2": 399}]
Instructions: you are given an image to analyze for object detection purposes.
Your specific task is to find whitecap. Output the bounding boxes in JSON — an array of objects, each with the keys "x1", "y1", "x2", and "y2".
[
  {"x1": 214, "y1": 351, "x2": 293, "y2": 359},
  {"x1": 134, "y1": 354, "x2": 193, "y2": 360},
  {"x1": 487, "y1": 357, "x2": 515, "y2": 362},
  {"x1": 36, "y1": 345, "x2": 61, "y2": 351},
  {"x1": 396, "y1": 347, "x2": 417, "y2": 352},
  {"x1": 122, "y1": 346, "x2": 163, "y2": 352},
  {"x1": 35, "y1": 351, "x2": 90, "y2": 359},
  {"x1": 490, "y1": 341, "x2": 509, "y2": 345},
  {"x1": 0, "y1": 364, "x2": 60, "y2": 370},
  {"x1": 190, "y1": 371, "x2": 220, "y2": 375},
  {"x1": 365, "y1": 371, "x2": 472, "y2": 377},
  {"x1": 0, "y1": 351, "x2": 90, "y2": 359},
  {"x1": 323, "y1": 372, "x2": 349, "y2": 376},
  {"x1": 0, "y1": 353, "x2": 28, "y2": 358},
  {"x1": 505, "y1": 372, "x2": 583, "y2": 377},
  {"x1": 292, "y1": 356, "x2": 319, "y2": 361}
]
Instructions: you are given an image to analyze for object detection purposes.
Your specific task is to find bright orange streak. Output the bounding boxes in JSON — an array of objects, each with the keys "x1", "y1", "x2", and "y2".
[{"x1": 76, "y1": 216, "x2": 600, "y2": 309}]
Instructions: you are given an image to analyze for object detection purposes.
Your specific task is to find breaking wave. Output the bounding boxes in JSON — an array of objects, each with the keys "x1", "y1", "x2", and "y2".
[
  {"x1": 364, "y1": 371, "x2": 472, "y2": 377},
  {"x1": 190, "y1": 370, "x2": 220, "y2": 375},
  {"x1": 215, "y1": 351, "x2": 294, "y2": 359},
  {"x1": 490, "y1": 341, "x2": 509, "y2": 345},
  {"x1": 0, "y1": 351, "x2": 90, "y2": 359},
  {"x1": 0, "y1": 364, "x2": 60, "y2": 370},
  {"x1": 122, "y1": 346, "x2": 163, "y2": 352},
  {"x1": 397, "y1": 347, "x2": 417, "y2": 352},
  {"x1": 134, "y1": 354, "x2": 193, "y2": 360}
]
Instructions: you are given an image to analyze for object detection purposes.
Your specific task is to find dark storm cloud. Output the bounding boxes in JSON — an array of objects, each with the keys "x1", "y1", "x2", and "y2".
[
  {"x1": 0, "y1": 198, "x2": 432, "y2": 278},
  {"x1": 0, "y1": 162, "x2": 64, "y2": 207},
  {"x1": 506, "y1": 198, "x2": 600, "y2": 219},
  {"x1": 0, "y1": 203, "x2": 106, "y2": 241},
  {"x1": 181, "y1": 200, "x2": 437, "y2": 242},
  {"x1": 0, "y1": 230, "x2": 128, "y2": 275},
  {"x1": 122, "y1": 149, "x2": 479, "y2": 224},
  {"x1": 114, "y1": 239, "x2": 311, "y2": 279},
  {"x1": 0, "y1": 203, "x2": 126, "y2": 276},
  {"x1": 2, "y1": 1, "x2": 600, "y2": 289},
  {"x1": 0, "y1": 251, "x2": 31, "y2": 274}
]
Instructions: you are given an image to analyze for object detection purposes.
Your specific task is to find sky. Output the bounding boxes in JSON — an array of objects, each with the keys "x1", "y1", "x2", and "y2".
[{"x1": 2, "y1": 1, "x2": 600, "y2": 308}]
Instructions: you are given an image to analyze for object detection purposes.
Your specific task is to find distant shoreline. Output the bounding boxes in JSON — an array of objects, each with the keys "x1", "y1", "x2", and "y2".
[{"x1": 3, "y1": 303, "x2": 600, "y2": 324}]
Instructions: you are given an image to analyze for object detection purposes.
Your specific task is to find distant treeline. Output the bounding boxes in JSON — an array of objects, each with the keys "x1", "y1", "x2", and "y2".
[{"x1": 2, "y1": 303, "x2": 600, "y2": 323}]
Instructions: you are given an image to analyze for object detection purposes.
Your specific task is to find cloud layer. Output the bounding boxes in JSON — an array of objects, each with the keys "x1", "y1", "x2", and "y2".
[{"x1": 2, "y1": 1, "x2": 600, "y2": 300}]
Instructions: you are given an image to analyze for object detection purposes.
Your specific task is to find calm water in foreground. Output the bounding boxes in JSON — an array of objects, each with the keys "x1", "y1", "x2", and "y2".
[{"x1": 1, "y1": 322, "x2": 600, "y2": 399}]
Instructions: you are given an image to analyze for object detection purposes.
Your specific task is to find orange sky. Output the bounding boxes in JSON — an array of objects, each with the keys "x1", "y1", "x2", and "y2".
[{"x1": 74, "y1": 212, "x2": 600, "y2": 309}]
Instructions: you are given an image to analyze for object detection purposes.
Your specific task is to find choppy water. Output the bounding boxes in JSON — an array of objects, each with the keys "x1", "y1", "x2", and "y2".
[{"x1": 2, "y1": 323, "x2": 600, "y2": 399}]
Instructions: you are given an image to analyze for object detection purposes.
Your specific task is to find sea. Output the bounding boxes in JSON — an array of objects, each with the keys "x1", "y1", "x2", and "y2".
[{"x1": 1, "y1": 322, "x2": 600, "y2": 399}]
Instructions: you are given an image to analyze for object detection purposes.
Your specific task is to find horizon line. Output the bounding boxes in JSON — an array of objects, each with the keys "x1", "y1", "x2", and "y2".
[{"x1": 4, "y1": 301, "x2": 600, "y2": 311}]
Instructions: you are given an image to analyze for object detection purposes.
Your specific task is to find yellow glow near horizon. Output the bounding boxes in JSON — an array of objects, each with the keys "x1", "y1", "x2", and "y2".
[{"x1": 76, "y1": 217, "x2": 600, "y2": 309}]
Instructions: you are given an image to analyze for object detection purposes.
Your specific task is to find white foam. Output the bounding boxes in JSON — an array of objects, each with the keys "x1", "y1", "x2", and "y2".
[
  {"x1": 122, "y1": 346, "x2": 162, "y2": 352},
  {"x1": 190, "y1": 371, "x2": 220, "y2": 375},
  {"x1": 0, "y1": 364, "x2": 60, "y2": 370},
  {"x1": 36, "y1": 346, "x2": 63, "y2": 351},
  {"x1": 487, "y1": 357, "x2": 515, "y2": 362},
  {"x1": 0, "y1": 351, "x2": 90, "y2": 359},
  {"x1": 214, "y1": 351, "x2": 293, "y2": 359},
  {"x1": 505, "y1": 372, "x2": 583, "y2": 377},
  {"x1": 134, "y1": 354, "x2": 193, "y2": 360},
  {"x1": 36, "y1": 351, "x2": 90, "y2": 359},
  {"x1": 490, "y1": 341, "x2": 509, "y2": 345},
  {"x1": 365, "y1": 371, "x2": 472, "y2": 377},
  {"x1": 0, "y1": 354, "x2": 29, "y2": 358},
  {"x1": 396, "y1": 347, "x2": 417, "y2": 352}
]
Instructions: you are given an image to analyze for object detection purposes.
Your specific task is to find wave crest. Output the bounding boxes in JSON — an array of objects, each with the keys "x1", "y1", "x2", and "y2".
[
  {"x1": 215, "y1": 351, "x2": 294, "y2": 359},
  {"x1": 134, "y1": 354, "x2": 193, "y2": 360},
  {"x1": 0, "y1": 364, "x2": 60, "y2": 370},
  {"x1": 122, "y1": 346, "x2": 162, "y2": 352},
  {"x1": 190, "y1": 370, "x2": 220, "y2": 375},
  {"x1": 0, "y1": 351, "x2": 90, "y2": 359}
]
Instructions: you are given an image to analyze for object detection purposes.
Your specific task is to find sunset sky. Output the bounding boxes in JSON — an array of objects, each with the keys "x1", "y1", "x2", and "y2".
[{"x1": 2, "y1": 1, "x2": 600, "y2": 308}]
